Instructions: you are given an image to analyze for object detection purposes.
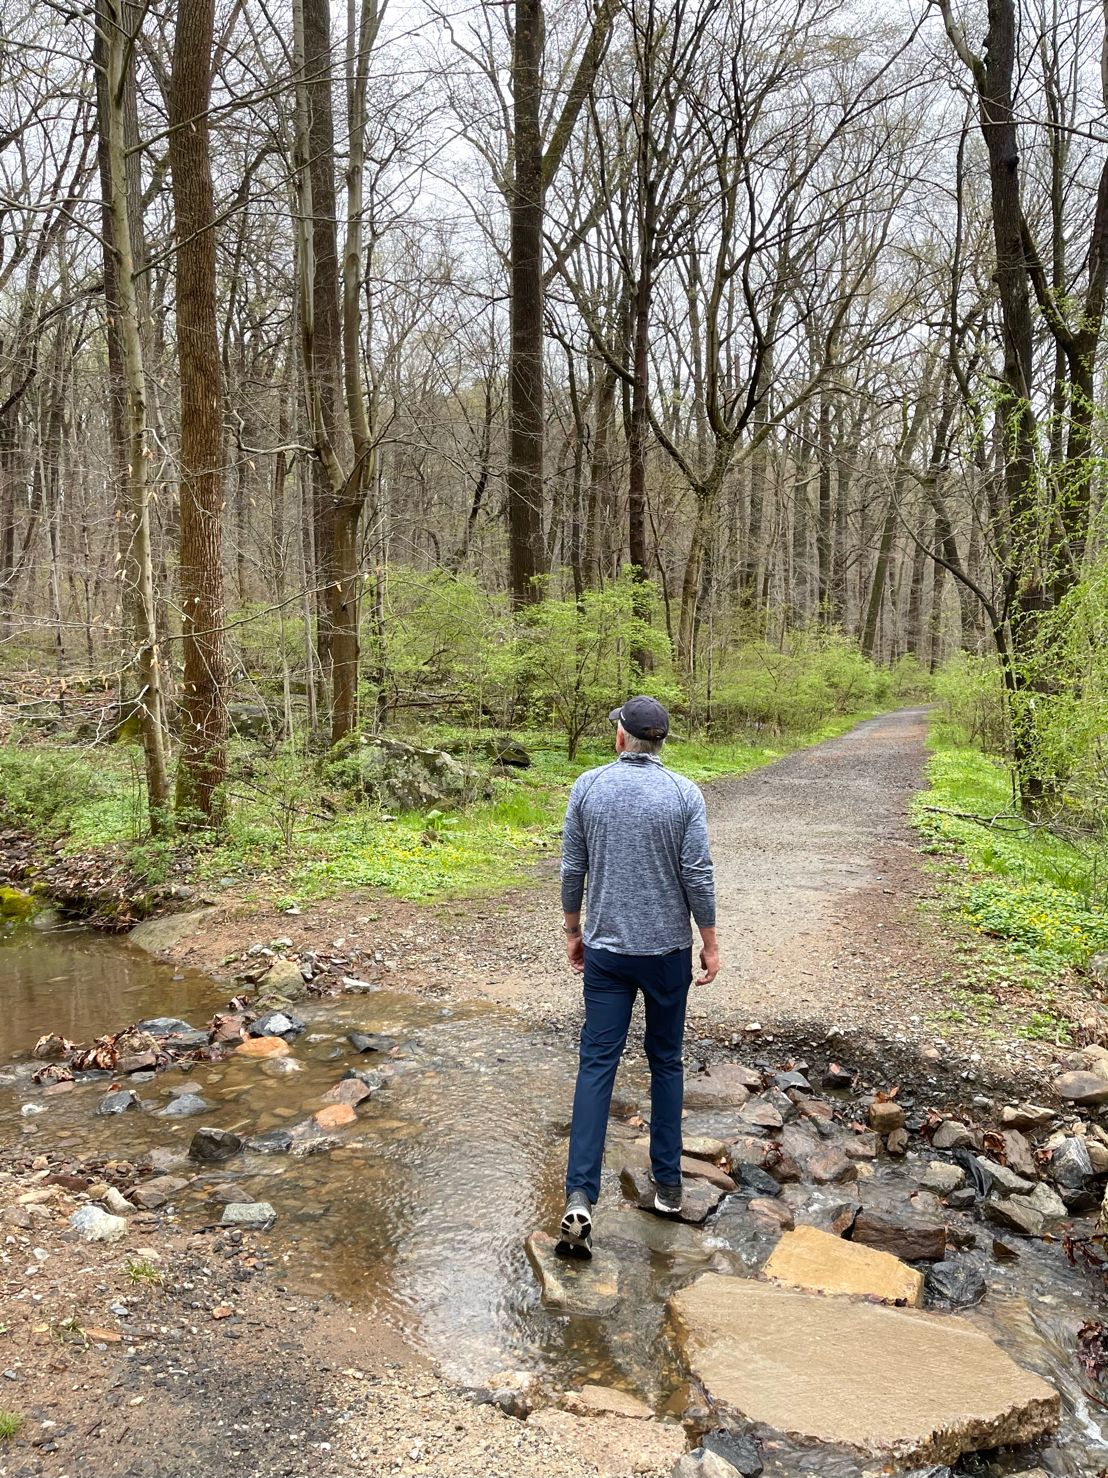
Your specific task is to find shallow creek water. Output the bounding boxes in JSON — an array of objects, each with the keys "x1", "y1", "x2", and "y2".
[{"x1": 2, "y1": 927, "x2": 1108, "y2": 1475}]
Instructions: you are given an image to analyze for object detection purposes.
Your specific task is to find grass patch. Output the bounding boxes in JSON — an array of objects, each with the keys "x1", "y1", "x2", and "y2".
[
  {"x1": 127, "y1": 1258, "x2": 162, "y2": 1285},
  {"x1": 0, "y1": 1411, "x2": 21, "y2": 1441},
  {"x1": 913, "y1": 737, "x2": 1108, "y2": 991},
  {"x1": 1, "y1": 709, "x2": 881, "y2": 909}
]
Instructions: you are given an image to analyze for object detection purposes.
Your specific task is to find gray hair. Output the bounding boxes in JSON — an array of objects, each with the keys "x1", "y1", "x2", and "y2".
[{"x1": 619, "y1": 723, "x2": 664, "y2": 756}]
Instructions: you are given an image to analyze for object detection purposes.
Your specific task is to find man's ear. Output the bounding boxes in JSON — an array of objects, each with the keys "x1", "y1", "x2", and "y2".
[{"x1": 615, "y1": 724, "x2": 625, "y2": 753}]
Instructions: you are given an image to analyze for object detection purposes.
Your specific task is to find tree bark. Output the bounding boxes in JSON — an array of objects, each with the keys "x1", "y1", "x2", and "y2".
[{"x1": 169, "y1": 0, "x2": 228, "y2": 821}]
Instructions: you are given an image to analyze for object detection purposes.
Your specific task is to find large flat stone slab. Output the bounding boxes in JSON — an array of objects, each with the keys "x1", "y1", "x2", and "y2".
[
  {"x1": 763, "y1": 1224, "x2": 923, "y2": 1306},
  {"x1": 129, "y1": 908, "x2": 217, "y2": 954},
  {"x1": 525, "y1": 1231, "x2": 622, "y2": 1315},
  {"x1": 668, "y1": 1274, "x2": 1058, "y2": 1467}
]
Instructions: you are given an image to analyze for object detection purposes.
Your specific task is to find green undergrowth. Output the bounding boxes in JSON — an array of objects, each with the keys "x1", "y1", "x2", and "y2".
[
  {"x1": 0, "y1": 709, "x2": 876, "y2": 909},
  {"x1": 913, "y1": 738, "x2": 1108, "y2": 1032}
]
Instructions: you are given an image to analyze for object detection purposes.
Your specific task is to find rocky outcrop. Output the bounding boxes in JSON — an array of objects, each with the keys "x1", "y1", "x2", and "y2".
[
  {"x1": 668, "y1": 1273, "x2": 1059, "y2": 1468},
  {"x1": 324, "y1": 734, "x2": 478, "y2": 813}
]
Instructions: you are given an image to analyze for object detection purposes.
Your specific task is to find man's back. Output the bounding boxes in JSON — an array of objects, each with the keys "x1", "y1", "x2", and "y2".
[{"x1": 560, "y1": 752, "x2": 715, "y2": 955}]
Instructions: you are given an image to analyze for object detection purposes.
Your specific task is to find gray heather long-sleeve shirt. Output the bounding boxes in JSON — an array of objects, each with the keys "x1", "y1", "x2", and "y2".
[{"x1": 559, "y1": 753, "x2": 716, "y2": 955}]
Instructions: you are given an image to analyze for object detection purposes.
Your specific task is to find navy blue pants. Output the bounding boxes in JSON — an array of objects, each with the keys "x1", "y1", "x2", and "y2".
[{"x1": 565, "y1": 945, "x2": 692, "y2": 1204}]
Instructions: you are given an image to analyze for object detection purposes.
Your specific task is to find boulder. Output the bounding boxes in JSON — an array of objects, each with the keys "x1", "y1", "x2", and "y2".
[
  {"x1": 773, "y1": 1070, "x2": 811, "y2": 1095},
  {"x1": 629, "y1": 1143, "x2": 736, "y2": 1193},
  {"x1": 747, "y1": 1198, "x2": 793, "y2": 1232},
  {"x1": 188, "y1": 1127, "x2": 243, "y2": 1164},
  {"x1": 1047, "y1": 1137, "x2": 1093, "y2": 1189},
  {"x1": 129, "y1": 908, "x2": 217, "y2": 955},
  {"x1": 684, "y1": 1066, "x2": 757, "y2": 1109},
  {"x1": 983, "y1": 1197, "x2": 1043, "y2": 1238},
  {"x1": 1000, "y1": 1131, "x2": 1037, "y2": 1180},
  {"x1": 821, "y1": 1063, "x2": 854, "y2": 1090},
  {"x1": 924, "y1": 1261, "x2": 987, "y2": 1310},
  {"x1": 699, "y1": 1429, "x2": 763, "y2": 1478},
  {"x1": 974, "y1": 1157, "x2": 1035, "y2": 1197},
  {"x1": 526, "y1": 1408, "x2": 685, "y2": 1478},
  {"x1": 69, "y1": 1206, "x2": 127, "y2": 1242},
  {"x1": 261, "y1": 959, "x2": 307, "y2": 997},
  {"x1": 921, "y1": 1162, "x2": 966, "y2": 1196},
  {"x1": 324, "y1": 734, "x2": 477, "y2": 813},
  {"x1": 97, "y1": 1090, "x2": 140, "y2": 1116},
  {"x1": 157, "y1": 1093, "x2": 208, "y2": 1118},
  {"x1": 932, "y1": 1119, "x2": 975, "y2": 1150},
  {"x1": 228, "y1": 701, "x2": 276, "y2": 738},
  {"x1": 563, "y1": 1385, "x2": 653, "y2": 1421},
  {"x1": 250, "y1": 1010, "x2": 305, "y2": 1038},
  {"x1": 682, "y1": 1136, "x2": 728, "y2": 1162},
  {"x1": 1054, "y1": 1071, "x2": 1108, "y2": 1106},
  {"x1": 525, "y1": 1231, "x2": 622, "y2": 1316},
  {"x1": 1001, "y1": 1103, "x2": 1055, "y2": 1132},
  {"x1": 737, "y1": 1100, "x2": 783, "y2": 1134},
  {"x1": 1026, "y1": 1181, "x2": 1068, "y2": 1222},
  {"x1": 844, "y1": 1132, "x2": 879, "y2": 1160},
  {"x1": 321, "y1": 1077, "x2": 373, "y2": 1108},
  {"x1": 667, "y1": 1274, "x2": 1060, "y2": 1466},
  {"x1": 851, "y1": 1209, "x2": 947, "y2": 1263},
  {"x1": 807, "y1": 1147, "x2": 858, "y2": 1185},
  {"x1": 348, "y1": 1031, "x2": 399, "y2": 1055},
  {"x1": 763, "y1": 1224, "x2": 923, "y2": 1306}
]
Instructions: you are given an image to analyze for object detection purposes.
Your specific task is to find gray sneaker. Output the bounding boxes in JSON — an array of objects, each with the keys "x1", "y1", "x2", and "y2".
[
  {"x1": 557, "y1": 1190, "x2": 593, "y2": 1259},
  {"x1": 652, "y1": 1179, "x2": 682, "y2": 1215}
]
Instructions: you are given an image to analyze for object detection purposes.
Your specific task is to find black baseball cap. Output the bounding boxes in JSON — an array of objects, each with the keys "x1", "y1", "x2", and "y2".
[{"x1": 609, "y1": 695, "x2": 670, "y2": 741}]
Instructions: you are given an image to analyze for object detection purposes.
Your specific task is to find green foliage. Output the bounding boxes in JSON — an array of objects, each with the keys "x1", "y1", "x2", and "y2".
[
  {"x1": 931, "y1": 652, "x2": 1009, "y2": 753},
  {"x1": 0, "y1": 746, "x2": 117, "y2": 833},
  {"x1": 709, "y1": 626, "x2": 902, "y2": 735},
  {"x1": 914, "y1": 740, "x2": 1108, "y2": 975},
  {"x1": 518, "y1": 572, "x2": 677, "y2": 756},
  {"x1": 0, "y1": 1411, "x2": 22, "y2": 1441}
]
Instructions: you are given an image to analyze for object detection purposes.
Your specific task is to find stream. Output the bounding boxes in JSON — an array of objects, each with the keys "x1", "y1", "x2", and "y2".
[{"x1": 3, "y1": 923, "x2": 1108, "y2": 1476}]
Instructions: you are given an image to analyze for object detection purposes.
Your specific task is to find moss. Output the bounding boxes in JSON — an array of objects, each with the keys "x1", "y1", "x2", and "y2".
[{"x1": 0, "y1": 886, "x2": 36, "y2": 923}]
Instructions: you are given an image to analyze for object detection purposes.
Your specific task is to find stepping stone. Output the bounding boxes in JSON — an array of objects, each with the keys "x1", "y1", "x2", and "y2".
[
  {"x1": 667, "y1": 1274, "x2": 1059, "y2": 1467},
  {"x1": 221, "y1": 1200, "x2": 276, "y2": 1229},
  {"x1": 525, "y1": 1230, "x2": 622, "y2": 1315},
  {"x1": 851, "y1": 1209, "x2": 947, "y2": 1262},
  {"x1": 629, "y1": 1142, "x2": 736, "y2": 1193},
  {"x1": 684, "y1": 1065, "x2": 760, "y2": 1109},
  {"x1": 619, "y1": 1163, "x2": 724, "y2": 1224},
  {"x1": 763, "y1": 1224, "x2": 923, "y2": 1306}
]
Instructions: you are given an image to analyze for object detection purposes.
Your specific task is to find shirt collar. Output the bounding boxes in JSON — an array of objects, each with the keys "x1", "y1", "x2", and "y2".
[{"x1": 618, "y1": 752, "x2": 663, "y2": 766}]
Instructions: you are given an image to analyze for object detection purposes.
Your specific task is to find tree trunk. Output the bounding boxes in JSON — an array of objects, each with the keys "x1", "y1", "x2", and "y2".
[
  {"x1": 169, "y1": 0, "x2": 228, "y2": 822},
  {"x1": 101, "y1": 0, "x2": 171, "y2": 827}
]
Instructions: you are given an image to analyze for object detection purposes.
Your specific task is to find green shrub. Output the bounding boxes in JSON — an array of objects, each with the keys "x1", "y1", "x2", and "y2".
[
  {"x1": 710, "y1": 626, "x2": 888, "y2": 735},
  {"x1": 931, "y1": 652, "x2": 1009, "y2": 753},
  {"x1": 0, "y1": 747, "x2": 116, "y2": 833}
]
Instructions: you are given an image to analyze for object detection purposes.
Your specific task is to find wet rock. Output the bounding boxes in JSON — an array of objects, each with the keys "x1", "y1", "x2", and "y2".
[
  {"x1": 844, "y1": 1131, "x2": 879, "y2": 1160},
  {"x1": 343, "y1": 1066, "x2": 384, "y2": 1091},
  {"x1": 188, "y1": 1127, "x2": 243, "y2": 1164},
  {"x1": 667, "y1": 1273, "x2": 1060, "y2": 1466},
  {"x1": 983, "y1": 1197, "x2": 1043, "y2": 1238},
  {"x1": 737, "y1": 1100, "x2": 783, "y2": 1134},
  {"x1": 699, "y1": 1429, "x2": 763, "y2": 1478},
  {"x1": 1047, "y1": 1137, "x2": 1092, "y2": 1189},
  {"x1": 736, "y1": 1165, "x2": 782, "y2": 1198},
  {"x1": 683, "y1": 1135, "x2": 728, "y2": 1161},
  {"x1": 321, "y1": 1077, "x2": 373, "y2": 1108},
  {"x1": 619, "y1": 1163, "x2": 725, "y2": 1224},
  {"x1": 129, "y1": 1175, "x2": 187, "y2": 1210},
  {"x1": 220, "y1": 1200, "x2": 276, "y2": 1229},
  {"x1": 764, "y1": 1224, "x2": 924, "y2": 1306},
  {"x1": 562, "y1": 1385, "x2": 653, "y2": 1420},
  {"x1": 850, "y1": 1209, "x2": 947, "y2": 1263},
  {"x1": 129, "y1": 908, "x2": 216, "y2": 955},
  {"x1": 1001, "y1": 1102, "x2": 1055, "y2": 1131},
  {"x1": 527, "y1": 1407, "x2": 685, "y2": 1478},
  {"x1": 136, "y1": 1016, "x2": 193, "y2": 1035},
  {"x1": 288, "y1": 1119, "x2": 341, "y2": 1156},
  {"x1": 314, "y1": 1102, "x2": 357, "y2": 1131},
  {"x1": 348, "y1": 1032, "x2": 399, "y2": 1055},
  {"x1": 525, "y1": 1231, "x2": 622, "y2": 1315},
  {"x1": 795, "y1": 1197, "x2": 860, "y2": 1237},
  {"x1": 119, "y1": 1051, "x2": 158, "y2": 1074},
  {"x1": 773, "y1": 1070, "x2": 811, "y2": 1095},
  {"x1": 998, "y1": 1130, "x2": 1037, "y2": 1179},
  {"x1": 886, "y1": 1127, "x2": 909, "y2": 1156},
  {"x1": 70, "y1": 1206, "x2": 127, "y2": 1243},
  {"x1": 250, "y1": 1010, "x2": 305, "y2": 1038},
  {"x1": 261, "y1": 959, "x2": 308, "y2": 998},
  {"x1": 97, "y1": 1089, "x2": 140, "y2": 1116},
  {"x1": 673, "y1": 1448, "x2": 753, "y2": 1478},
  {"x1": 974, "y1": 1157, "x2": 1035, "y2": 1197},
  {"x1": 807, "y1": 1147, "x2": 858, "y2": 1185},
  {"x1": 235, "y1": 1035, "x2": 291, "y2": 1059},
  {"x1": 924, "y1": 1261, "x2": 987, "y2": 1310},
  {"x1": 821, "y1": 1063, "x2": 853, "y2": 1090},
  {"x1": 1025, "y1": 1181, "x2": 1068, "y2": 1222},
  {"x1": 868, "y1": 1101, "x2": 906, "y2": 1135},
  {"x1": 246, "y1": 1128, "x2": 294, "y2": 1154},
  {"x1": 157, "y1": 1093, "x2": 208, "y2": 1118},
  {"x1": 1054, "y1": 1071, "x2": 1108, "y2": 1106},
  {"x1": 163, "y1": 1029, "x2": 210, "y2": 1052},
  {"x1": 932, "y1": 1119, "x2": 975, "y2": 1151},
  {"x1": 684, "y1": 1065, "x2": 757, "y2": 1109},
  {"x1": 747, "y1": 1198, "x2": 793, "y2": 1232},
  {"x1": 921, "y1": 1162, "x2": 966, "y2": 1196},
  {"x1": 208, "y1": 1182, "x2": 253, "y2": 1205}
]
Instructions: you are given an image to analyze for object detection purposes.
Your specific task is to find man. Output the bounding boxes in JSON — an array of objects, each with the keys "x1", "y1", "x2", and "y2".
[{"x1": 557, "y1": 695, "x2": 718, "y2": 1258}]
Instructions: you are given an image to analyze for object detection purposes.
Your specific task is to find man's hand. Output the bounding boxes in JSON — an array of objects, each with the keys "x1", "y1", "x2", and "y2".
[
  {"x1": 696, "y1": 929, "x2": 720, "y2": 985},
  {"x1": 565, "y1": 931, "x2": 585, "y2": 973}
]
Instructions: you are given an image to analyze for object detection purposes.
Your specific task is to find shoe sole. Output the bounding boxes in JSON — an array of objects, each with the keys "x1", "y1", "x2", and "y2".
[{"x1": 558, "y1": 1205, "x2": 593, "y2": 1260}]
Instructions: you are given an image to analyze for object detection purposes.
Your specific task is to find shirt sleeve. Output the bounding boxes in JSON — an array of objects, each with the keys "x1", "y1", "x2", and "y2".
[
  {"x1": 680, "y1": 786, "x2": 716, "y2": 927},
  {"x1": 559, "y1": 779, "x2": 588, "y2": 913}
]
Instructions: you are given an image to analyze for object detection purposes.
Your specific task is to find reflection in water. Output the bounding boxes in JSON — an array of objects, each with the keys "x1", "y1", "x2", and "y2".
[{"x1": 2, "y1": 926, "x2": 1108, "y2": 1473}]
